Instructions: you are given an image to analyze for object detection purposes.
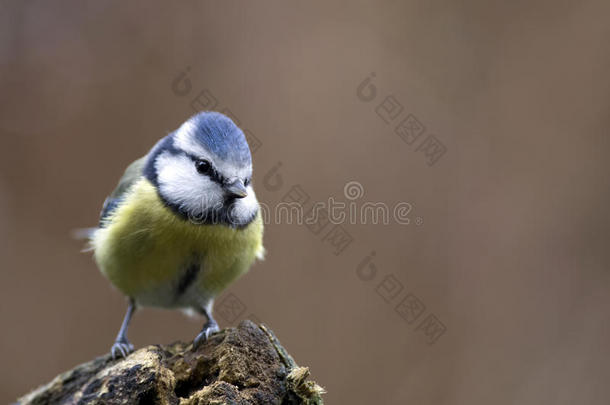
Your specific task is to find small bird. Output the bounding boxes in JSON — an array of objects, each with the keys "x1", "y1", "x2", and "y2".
[{"x1": 89, "y1": 111, "x2": 264, "y2": 358}]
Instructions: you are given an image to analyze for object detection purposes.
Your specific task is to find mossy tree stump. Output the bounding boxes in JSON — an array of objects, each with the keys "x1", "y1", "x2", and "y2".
[{"x1": 18, "y1": 321, "x2": 324, "y2": 404}]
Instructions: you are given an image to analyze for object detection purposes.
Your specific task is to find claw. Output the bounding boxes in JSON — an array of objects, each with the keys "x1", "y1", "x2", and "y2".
[
  {"x1": 111, "y1": 298, "x2": 136, "y2": 360},
  {"x1": 193, "y1": 321, "x2": 220, "y2": 349},
  {"x1": 111, "y1": 340, "x2": 134, "y2": 359}
]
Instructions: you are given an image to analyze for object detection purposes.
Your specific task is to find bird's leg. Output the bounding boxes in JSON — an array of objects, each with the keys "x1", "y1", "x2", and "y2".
[
  {"x1": 110, "y1": 298, "x2": 136, "y2": 359},
  {"x1": 193, "y1": 300, "x2": 220, "y2": 349}
]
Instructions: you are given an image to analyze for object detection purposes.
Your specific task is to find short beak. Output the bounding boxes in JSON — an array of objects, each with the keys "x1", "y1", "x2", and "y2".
[{"x1": 225, "y1": 179, "x2": 248, "y2": 199}]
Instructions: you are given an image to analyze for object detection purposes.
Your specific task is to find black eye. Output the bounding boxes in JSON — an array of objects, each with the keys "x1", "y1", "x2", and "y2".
[
  {"x1": 195, "y1": 159, "x2": 211, "y2": 174},
  {"x1": 244, "y1": 178, "x2": 250, "y2": 186}
]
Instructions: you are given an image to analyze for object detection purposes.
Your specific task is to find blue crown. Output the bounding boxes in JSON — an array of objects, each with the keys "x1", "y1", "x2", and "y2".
[{"x1": 188, "y1": 111, "x2": 251, "y2": 165}]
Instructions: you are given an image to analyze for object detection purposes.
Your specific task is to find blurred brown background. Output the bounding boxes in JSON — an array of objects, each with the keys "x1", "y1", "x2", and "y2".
[{"x1": 1, "y1": 1, "x2": 609, "y2": 403}]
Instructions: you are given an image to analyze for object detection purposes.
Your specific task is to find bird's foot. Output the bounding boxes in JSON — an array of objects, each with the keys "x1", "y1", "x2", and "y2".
[
  {"x1": 193, "y1": 320, "x2": 220, "y2": 349},
  {"x1": 111, "y1": 339, "x2": 134, "y2": 359}
]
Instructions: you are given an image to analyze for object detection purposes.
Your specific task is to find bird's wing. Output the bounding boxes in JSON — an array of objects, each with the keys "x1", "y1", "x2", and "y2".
[{"x1": 99, "y1": 156, "x2": 148, "y2": 226}]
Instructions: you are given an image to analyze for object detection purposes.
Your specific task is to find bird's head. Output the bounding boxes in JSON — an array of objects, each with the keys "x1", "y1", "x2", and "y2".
[{"x1": 144, "y1": 111, "x2": 258, "y2": 227}]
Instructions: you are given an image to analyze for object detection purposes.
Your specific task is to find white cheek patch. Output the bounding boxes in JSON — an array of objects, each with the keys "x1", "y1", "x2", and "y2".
[{"x1": 155, "y1": 152, "x2": 224, "y2": 215}]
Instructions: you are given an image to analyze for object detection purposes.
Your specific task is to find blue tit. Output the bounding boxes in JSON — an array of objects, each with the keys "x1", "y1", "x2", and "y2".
[{"x1": 89, "y1": 111, "x2": 264, "y2": 359}]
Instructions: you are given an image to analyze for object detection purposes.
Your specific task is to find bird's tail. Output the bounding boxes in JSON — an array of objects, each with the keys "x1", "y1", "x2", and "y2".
[{"x1": 70, "y1": 227, "x2": 98, "y2": 252}]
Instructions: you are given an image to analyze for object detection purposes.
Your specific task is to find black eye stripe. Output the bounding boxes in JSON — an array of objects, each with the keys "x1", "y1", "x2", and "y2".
[
  {"x1": 188, "y1": 154, "x2": 250, "y2": 187},
  {"x1": 190, "y1": 155, "x2": 225, "y2": 184}
]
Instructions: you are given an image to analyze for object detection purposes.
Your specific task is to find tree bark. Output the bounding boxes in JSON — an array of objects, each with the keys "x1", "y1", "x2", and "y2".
[{"x1": 17, "y1": 321, "x2": 324, "y2": 405}]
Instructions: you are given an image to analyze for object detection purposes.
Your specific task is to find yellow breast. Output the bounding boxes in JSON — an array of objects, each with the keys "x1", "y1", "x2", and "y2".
[{"x1": 92, "y1": 178, "x2": 264, "y2": 307}]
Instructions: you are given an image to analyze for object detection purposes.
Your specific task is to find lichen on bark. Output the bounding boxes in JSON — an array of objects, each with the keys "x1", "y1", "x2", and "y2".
[{"x1": 17, "y1": 321, "x2": 324, "y2": 405}]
